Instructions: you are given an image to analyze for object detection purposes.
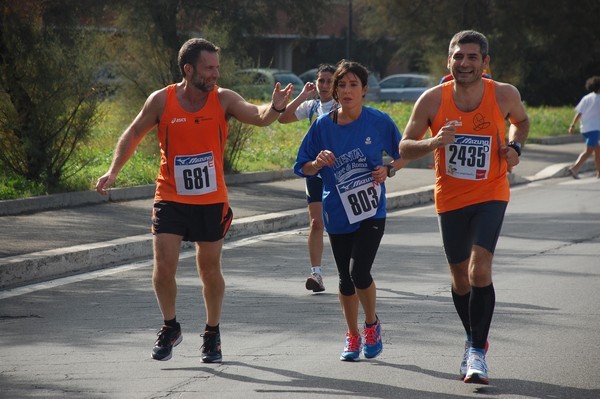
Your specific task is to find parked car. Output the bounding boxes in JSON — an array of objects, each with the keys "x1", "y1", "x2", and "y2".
[
  {"x1": 298, "y1": 68, "x2": 381, "y2": 102},
  {"x1": 233, "y1": 68, "x2": 303, "y2": 100},
  {"x1": 378, "y1": 73, "x2": 434, "y2": 102}
]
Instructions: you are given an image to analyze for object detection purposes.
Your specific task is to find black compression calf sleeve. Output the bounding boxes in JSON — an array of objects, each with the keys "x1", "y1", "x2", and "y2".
[
  {"x1": 452, "y1": 289, "x2": 471, "y2": 337},
  {"x1": 469, "y1": 283, "x2": 495, "y2": 349}
]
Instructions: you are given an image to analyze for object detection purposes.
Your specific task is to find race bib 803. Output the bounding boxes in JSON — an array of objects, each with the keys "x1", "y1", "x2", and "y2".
[{"x1": 336, "y1": 172, "x2": 381, "y2": 224}]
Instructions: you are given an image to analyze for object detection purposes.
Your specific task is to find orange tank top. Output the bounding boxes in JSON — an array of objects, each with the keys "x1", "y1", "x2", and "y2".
[
  {"x1": 154, "y1": 84, "x2": 229, "y2": 205},
  {"x1": 430, "y1": 79, "x2": 509, "y2": 213}
]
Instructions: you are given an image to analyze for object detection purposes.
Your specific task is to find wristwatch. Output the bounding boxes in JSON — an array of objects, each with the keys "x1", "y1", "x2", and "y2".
[
  {"x1": 508, "y1": 141, "x2": 522, "y2": 157},
  {"x1": 385, "y1": 164, "x2": 396, "y2": 178}
]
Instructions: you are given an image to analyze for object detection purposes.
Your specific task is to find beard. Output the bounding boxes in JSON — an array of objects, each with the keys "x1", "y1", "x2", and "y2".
[{"x1": 192, "y1": 76, "x2": 215, "y2": 92}]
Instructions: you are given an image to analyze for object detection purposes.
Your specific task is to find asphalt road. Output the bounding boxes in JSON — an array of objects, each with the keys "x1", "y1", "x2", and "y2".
[{"x1": 1, "y1": 175, "x2": 599, "y2": 399}]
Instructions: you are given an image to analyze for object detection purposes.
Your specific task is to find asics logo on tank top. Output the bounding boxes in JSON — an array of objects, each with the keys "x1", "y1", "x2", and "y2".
[{"x1": 171, "y1": 117, "x2": 186, "y2": 124}]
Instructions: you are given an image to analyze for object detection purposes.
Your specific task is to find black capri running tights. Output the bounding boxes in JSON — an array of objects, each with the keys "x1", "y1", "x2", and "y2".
[{"x1": 328, "y1": 218, "x2": 385, "y2": 296}]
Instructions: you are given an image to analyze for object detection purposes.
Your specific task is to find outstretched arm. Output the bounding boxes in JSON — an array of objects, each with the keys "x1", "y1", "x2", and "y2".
[
  {"x1": 95, "y1": 89, "x2": 164, "y2": 195},
  {"x1": 221, "y1": 82, "x2": 293, "y2": 126},
  {"x1": 278, "y1": 82, "x2": 317, "y2": 124}
]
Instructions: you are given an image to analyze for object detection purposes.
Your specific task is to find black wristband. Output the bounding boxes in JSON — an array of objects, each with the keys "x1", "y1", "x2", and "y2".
[
  {"x1": 385, "y1": 164, "x2": 396, "y2": 178},
  {"x1": 508, "y1": 141, "x2": 522, "y2": 157},
  {"x1": 271, "y1": 103, "x2": 287, "y2": 113}
]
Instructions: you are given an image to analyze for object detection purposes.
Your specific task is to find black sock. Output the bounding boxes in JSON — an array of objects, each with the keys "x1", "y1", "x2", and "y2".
[
  {"x1": 164, "y1": 317, "x2": 178, "y2": 328},
  {"x1": 365, "y1": 315, "x2": 379, "y2": 328},
  {"x1": 205, "y1": 323, "x2": 219, "y2": 333},
  {"x1": 469, "y1": 284, "x2": 495, "y2": 349},
  {"x1": 452, "y1": 289, "x2": 471, "y2": 338}
]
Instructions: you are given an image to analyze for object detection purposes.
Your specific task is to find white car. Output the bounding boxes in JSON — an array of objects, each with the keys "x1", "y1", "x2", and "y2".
[{"x1": 379, "y1": 74, "x2": 433, "y2": 102}]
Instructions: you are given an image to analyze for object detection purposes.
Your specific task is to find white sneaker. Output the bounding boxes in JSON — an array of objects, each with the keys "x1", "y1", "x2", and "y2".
[
  {"x1": 460, "y1": 340, "x2": 489, "y2": 378},
  {"x1": 305, "y1": 272, "x2": 325, "y2": 292},
  {"x1": 459, "y1": 340, "x2": 470, "y2": 378},
  {"x1": 464, "y1": 349, "x2": 489, "y2": 385}
]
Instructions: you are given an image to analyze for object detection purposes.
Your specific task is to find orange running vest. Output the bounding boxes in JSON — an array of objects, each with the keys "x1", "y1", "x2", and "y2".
[
  {"x1": 154, "y1": 84, "x2": 229, "y2": 205},
  {"x1": 430, "y1": 79, "x2": 509, "y2": 213}
]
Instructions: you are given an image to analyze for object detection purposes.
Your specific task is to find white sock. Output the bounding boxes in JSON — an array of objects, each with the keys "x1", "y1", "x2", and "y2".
[{"x1": 311, "y1": 266, "x2": 322, "y2": 275}]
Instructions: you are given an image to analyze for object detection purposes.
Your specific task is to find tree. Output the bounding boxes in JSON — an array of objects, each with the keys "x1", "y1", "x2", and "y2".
[
  {"x1": 356, "y1": 0, "x2": 600, "y2": 106},
  {"x1": 493, "y1": 0, "x2": 600, "y2": 105},
  {"x1": 101, "y1": 0, "x2": 331, "y2": 172},
  {"x1": 0, "y1": 0, "x2": 105, "y2": 190},
  {"x1": 104, "y1": 0, "x2": 331, "y2": 101}
]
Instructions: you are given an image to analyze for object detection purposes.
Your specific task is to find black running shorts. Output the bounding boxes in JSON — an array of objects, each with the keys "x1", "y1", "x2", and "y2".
[
  {"x1": 152, "y1": 201, "x2": 233, "y2": 242},
  {"x1": 438, "y1": 200, "x2": 507, "y2": 264},
  {"x1": 328, "y1": 217, "x2": 385, "y2": 296},
  {"x1": 305, "y1": 175, "x2": 323, "y2": 204}
]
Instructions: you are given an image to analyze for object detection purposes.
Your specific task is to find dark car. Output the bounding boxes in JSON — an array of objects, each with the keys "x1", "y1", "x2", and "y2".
[
  {"x1": 378, "y1": 73, "x2": 433, "y2": 102},
  {"x1": 233, "y1": 68, "x2": 303, "y2": 100},
  {"x1": 298, "y1": 68, "x2": 381, "y2": 102}
]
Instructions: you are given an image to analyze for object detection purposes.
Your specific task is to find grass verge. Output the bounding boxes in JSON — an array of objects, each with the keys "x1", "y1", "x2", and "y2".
[{"x1": 0, "y1": 99, "x2": 576, "y2": 200}]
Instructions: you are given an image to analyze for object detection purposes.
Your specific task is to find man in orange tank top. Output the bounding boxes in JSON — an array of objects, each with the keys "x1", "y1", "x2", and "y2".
[
  {"x1": 400, "y1": 30, "x2": 529, "y2": 385},
  {"x1": 95, "y1": 38, "x2": 293, "y2": 364}
]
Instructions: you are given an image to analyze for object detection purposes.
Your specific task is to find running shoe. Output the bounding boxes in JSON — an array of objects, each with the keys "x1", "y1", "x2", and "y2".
[
  {"x1": 340, "y1": 333, "x2": 362, "y2": 361},
  {"x1": 305, "y1": 272, "x2": 325, "y2": 292},
  {"x1": 362, "y1": 319, "x2": 383, "y2": 359},
  {"x1": 201, "y1": 331, "x2": 222, "y2": 363},
  {"x1": 151, "y1": 323, "x2": 182, "y2": 361},
  {"x1": 464, "y1": 348, "x2": 489, "y2": 384},
  {"x1": 460, "y1": 340, "x2": 489, "y2": 378},
  {"x1": 568, "y1": 168, "x2": 580, "y2": 179}
]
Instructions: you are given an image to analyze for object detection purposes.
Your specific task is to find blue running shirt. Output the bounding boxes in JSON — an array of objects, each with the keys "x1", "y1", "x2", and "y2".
[{"x1": 294, "y1": 106, "x2": 402, "y2": 234}]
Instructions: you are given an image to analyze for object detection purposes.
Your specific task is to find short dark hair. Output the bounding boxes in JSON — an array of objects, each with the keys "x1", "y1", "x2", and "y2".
[
  {"x1": 585, "y1": 76, "x2": 600, "y2": 93},
  {"x1": 178, "y1": 38, "x2": 220, "y2": 77},
  {"x1": 331, "y1": 60, "x2": 369, "y2": 101},
  {"x1": 316, "y1": 63, "x2": 336, "y2": 77},
  {"x1": 449, "y1": 30, "x2": 489, "y2": 59}
]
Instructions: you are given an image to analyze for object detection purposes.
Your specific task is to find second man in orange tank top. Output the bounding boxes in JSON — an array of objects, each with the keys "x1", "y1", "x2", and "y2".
[{"x1": 400, "y1": 30, "x2": 529, "y2": 385}]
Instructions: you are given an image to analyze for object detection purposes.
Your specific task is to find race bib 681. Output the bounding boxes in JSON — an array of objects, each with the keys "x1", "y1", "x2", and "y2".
[{"x1": 174, "y1": 151, "x2": 217, "y2": 195}]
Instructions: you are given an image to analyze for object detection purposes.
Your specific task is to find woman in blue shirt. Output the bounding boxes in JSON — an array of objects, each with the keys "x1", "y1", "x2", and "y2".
[{"x1": 294, "y1": 60, "x2": 407, "y2": 361}]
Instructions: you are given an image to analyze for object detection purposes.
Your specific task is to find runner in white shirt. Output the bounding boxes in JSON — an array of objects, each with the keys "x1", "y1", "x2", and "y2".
[
  {"x1": 279, "y1": 64, "x2": 338, "y2": 293},
  {"x1": 567, "y1": 76, "x2": 600, "y2": 178}
]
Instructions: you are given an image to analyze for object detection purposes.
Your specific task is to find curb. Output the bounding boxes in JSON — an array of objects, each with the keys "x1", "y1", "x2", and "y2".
[
  {"x1": 524, "y1": 160, "x2": 595, "y2": 181},
  {"x1": 0, "y1": 186, "x2": 435, "y2": 290},
  {"x1": 1, "y1": 160, "x2": 595, "y2": 290},
  {"x1": 0, "y1": 169, "x2": 298, "y2": 217},
  {"x1": 527, "y1": 134, "x2": 582, "y2": 145}
]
